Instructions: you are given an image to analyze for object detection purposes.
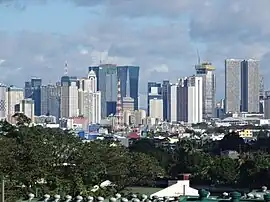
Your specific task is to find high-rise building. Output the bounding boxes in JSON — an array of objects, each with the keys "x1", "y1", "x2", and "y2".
[
  {"x1": 6, "y1": 86, "x2": 24, "y2": 121},
  {"x1": 122, "y1": 70, "x2": 135, "y2": 112},
  {"x1": 117, "y1": 66, "x2": 140, "y2": 110},
  {"x1": 40, "y1": 84, "x2": 60, "y2": 120},
  {"x1": 147, "y1": 82, "x2": 162, "y2": 116},
  {"x1": 24, "y1": 81, "x2": 32, "y2": 99},
  {"x1": 0, "y1": 84, "x2": 7, "y2": 120},
  {"x1": 31, "y1": 77, "x2": 42, "y2": 116},
  {"x1": 241, "y1": 59, "x2": 260, "y2": 113},
  {"x1": 89, "y1": 65, "x2": 140, "y2": 117},
  {"x1": 86, "y1": 70, "x2": 101, "y2": 124},
  {"x1": 149, "y1": 98, "x2": 163, "y2": 120},
  {"x1": 60, "y1": 76, "x2": 78, "y2": 118},
  {"x1": 89, "y1": 64, "x2": 117, "y2": 117},
  {"x1": 170, "y1": 84, "x2": 178, "y2": 122},
  {"x1": 20, "y1": 98, "x2": 35, "y2": 121},
  {"x1": 225, "y1": 59, "x2": 242, "y2": 113},
  {"x1": 162, "y1": 80, "x2": 171, "y2": 121},
  {"x1": 177, "y1": 76, "x2": 203, "y2": 124},
  {"x1": 225, "y1": 59, "x2": 261, "y2": 114},
  {"x1": 195, "y1": 62, "x2": 216, "y2": 119}
]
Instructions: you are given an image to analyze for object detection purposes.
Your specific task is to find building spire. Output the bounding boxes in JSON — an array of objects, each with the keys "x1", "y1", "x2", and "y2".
[{"x1": 64, "y1": 61, "x2": 68, "y2": 75}]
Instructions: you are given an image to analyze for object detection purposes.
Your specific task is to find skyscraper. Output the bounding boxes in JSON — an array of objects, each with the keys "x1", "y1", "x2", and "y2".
[
  {"x1": 177, "y1": 76, "x2": 203, "y2": 124},
  {"x1": 40, "y1": 84, "x2": 61, "y2": 120},
  {"x1": 241, "y1": 59, "x2": 260, "y2": 113},
  {"x1": 117, "y1": 66, "x2": 140, "y2": 110},
  {"x1": 225, "y1": 59, "x2": 242, "y2": 113},
  {"x1": 6, "y1": 86, "x2": 24, "y2": 121},
  {"x1": 162, "y1": 80, "x2": 171, "y2": 121},
  {"x1": 31, "y1": 77, "x2": 42, "y2": 116},
  {"x1": 195, "y1": 62, "x2": 216, "y2": 119},
  {"x1": 60, "y1": 76, "x2": 78, "y2": 118},
  {"x1": 85, "y1": 70, "x2": 101, "y2": 124},
  {"x1": 147, "y1": 82, "x2": 162, "y2": 116},
  {"x1": 170, "y1": 84, "x2": 177, "y2": 122}
]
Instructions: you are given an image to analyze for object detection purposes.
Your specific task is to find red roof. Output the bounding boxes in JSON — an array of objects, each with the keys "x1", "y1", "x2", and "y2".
[{"x1": 128, "y1": 132, "x2": 140, "y2": 139}]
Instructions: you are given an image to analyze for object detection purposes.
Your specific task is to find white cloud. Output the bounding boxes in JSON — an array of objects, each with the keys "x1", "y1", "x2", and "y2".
[{"x1": 1, "y1": 0, "x2": 270, "y2": 106}]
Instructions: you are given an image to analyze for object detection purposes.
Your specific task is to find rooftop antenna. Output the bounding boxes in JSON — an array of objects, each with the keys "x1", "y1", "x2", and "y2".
[
  {"x1": 196, "y1": 48, "x2": 201, "y2": 65},
  {"x1": 64, "y1": 61, "x2": 68, "y2": 75}
]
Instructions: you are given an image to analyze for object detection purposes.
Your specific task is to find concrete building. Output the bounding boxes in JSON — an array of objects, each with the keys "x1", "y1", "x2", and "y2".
[
  {"x1": 6, "y1": 86, "x2": 24, "y2": 122},
  {"x1": 241, "y1": 59, "x2": 260, "y2": 113},
  {"x1": 134, "y1": 109, "x2": 146, "y2": 126},
  {"x1": 225, "y1": 59, "x2": 241, "y2": 113},
  {"x1": 170, "y1": 84, "x2": 178, "y2": 122},
  {"x1": 0, "y1": 84, "x2": 7, "y2": 120},
  {"x1": 147, "y1": 82, "x2": 162, "y2": 116},
  {"x1": 177, "y1": 76, "x2": 203, "y2": 124},
  {"x1": 195, "y1": 62, "x2": 216, "y2": 119},
  {"x1": 20, "y1": 99, "x2": 35, "y2": 121},
  {"x1": 264, "y1": 95, "x2": 270, "y2": 119},
  {"x1": 149, "y1": 98, "x2": 163, "y2": 120},
  {"x1": 60, "y1": 76, "x2": 78, "y2": 119},
  {"x1": 40, "y1": 84, "x2": 60, "y2": 121}
]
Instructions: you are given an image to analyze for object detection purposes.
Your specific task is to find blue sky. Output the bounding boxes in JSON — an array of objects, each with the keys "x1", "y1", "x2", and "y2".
[{"x1": 1, "y1": 0, "x2": 270, "y2": 107}]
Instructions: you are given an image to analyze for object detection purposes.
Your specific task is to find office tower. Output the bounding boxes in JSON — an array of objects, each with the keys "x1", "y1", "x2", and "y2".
[
  {"x1": 122, "y1": 70, "x2": 135, "y2": 112},
  {"x1": 20, "y1": 99, "x2": 35, "y2": 121},
  {"x1": 40, "y1": 84, "x2": 60, "y2": 120},
  {"x1": 6, "y1": 86, "x2": 24, "y2": 121},
  {"x1": 117, "y1": 66, "x2": 140, "y2": 110},
  {"x1": 147, "y1": 82, "x2": 162, "y2": 116},
  {"x1": 0, "y1": 84, "x2": 7, "y2": 120},
  {"x1": 89, "y1": 64, "x2": 118, "y2": 117},
  {"x1": 162, "y1": 80, "x2": 171, "y2": 121},
  {"x1": 225, "y1": 59, "x2": 242, "y2": 113},
  {"x1": 24, "y1": 81, "x2": 32, "y2": 98},
  {"x1": 85, "y1": 70, "x2": 101, "y2": 124},
  {"x1": 195, "y1": 62, "x2": 216, "y2": 119},
  {"x1": 69, "y1": 78, "x2": 79, "y2": 117},
  {"x1": 149, "y1": 98, "x2": 163, "y2": 120},
  {"x1": 170, "y1": 84, "x2": 178, "y2": 122},
  {"x1": 177, "y1": 76, "x2": 203, "y2": 124},
  {"x1": 241, "y1": 59, "x2": 260, "y2": 113},
  {"x1": 31, "y1": 77, "x2": 42, "y2": 116},
  {"x1": 60, "y1": 76, "x2": 78, "y2": 118}
]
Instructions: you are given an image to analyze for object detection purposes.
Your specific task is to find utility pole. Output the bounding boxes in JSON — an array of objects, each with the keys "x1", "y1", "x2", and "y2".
[{"x1": 1, "y1": 175, "x2": 4, "y2": 202}]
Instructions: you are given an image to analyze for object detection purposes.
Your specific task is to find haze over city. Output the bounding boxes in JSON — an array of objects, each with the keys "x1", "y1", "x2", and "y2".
[{"x1": 1, "y1": 0, "x2": 270, "y2": 108}]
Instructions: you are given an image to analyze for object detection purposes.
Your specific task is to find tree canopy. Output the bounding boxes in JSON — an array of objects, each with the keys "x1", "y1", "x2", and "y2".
[{"x1": 0, "y1": 121, "x2": 164, "y2": 201}]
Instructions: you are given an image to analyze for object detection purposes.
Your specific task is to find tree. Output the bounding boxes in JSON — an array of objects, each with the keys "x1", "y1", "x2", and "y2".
[{"x1": 12, "y1": 113, "x2": 32, "y2": 126}]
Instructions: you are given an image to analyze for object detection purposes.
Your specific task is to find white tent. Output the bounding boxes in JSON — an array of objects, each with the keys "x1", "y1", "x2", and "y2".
[{"x1": 150, "y1": 180, "x2": 199, "y2": 198}]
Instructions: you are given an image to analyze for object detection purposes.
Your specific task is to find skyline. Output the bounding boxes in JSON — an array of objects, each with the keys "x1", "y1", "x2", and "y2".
[{"x1": 1, "y1": 0, "x2": 270, "y2": 108}]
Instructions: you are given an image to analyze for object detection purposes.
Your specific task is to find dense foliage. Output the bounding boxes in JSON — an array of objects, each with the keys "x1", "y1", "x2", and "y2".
[
  {"x1": 130, "y1": 131, "x2": 270, "y2": 188},
  {"x1": 0, "y1": 115, "x2": 164, "y2": 201}
]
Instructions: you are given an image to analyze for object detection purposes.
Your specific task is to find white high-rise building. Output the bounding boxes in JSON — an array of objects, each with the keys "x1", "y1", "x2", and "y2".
[
  {"x1": 6, "y1": 86, "x2": 24, "y2": 121},
  {"x1": 149, "y1": 98, "x2": 163, "y2": 120},
  {"x1": 68, "y1": 81, "x2": 79, "y2": 117},
  {"x1": 80, "y1": 70, "x2": 101, "y2": 124},
  {"x1": 177, "y1": 76, "x2": 203, "y2": 124},
  {"x1": 170, "y1": 84, "x2": 178, "y2": 122}
]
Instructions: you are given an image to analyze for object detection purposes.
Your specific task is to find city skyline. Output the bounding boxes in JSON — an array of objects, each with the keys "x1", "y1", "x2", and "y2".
[{"x1": 1, "y1": 1, "x2": 270, "y2": 108}]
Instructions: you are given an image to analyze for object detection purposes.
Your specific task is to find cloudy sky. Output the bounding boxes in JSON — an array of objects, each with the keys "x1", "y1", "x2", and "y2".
[{"x1": 1, "y1": 0, "x2": 270, "y2": 107}]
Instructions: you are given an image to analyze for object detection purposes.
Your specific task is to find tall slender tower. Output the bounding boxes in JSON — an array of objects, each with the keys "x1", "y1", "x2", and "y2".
[{"x1": 115, "y1": 80, "x2": 123, "y2": 130}]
